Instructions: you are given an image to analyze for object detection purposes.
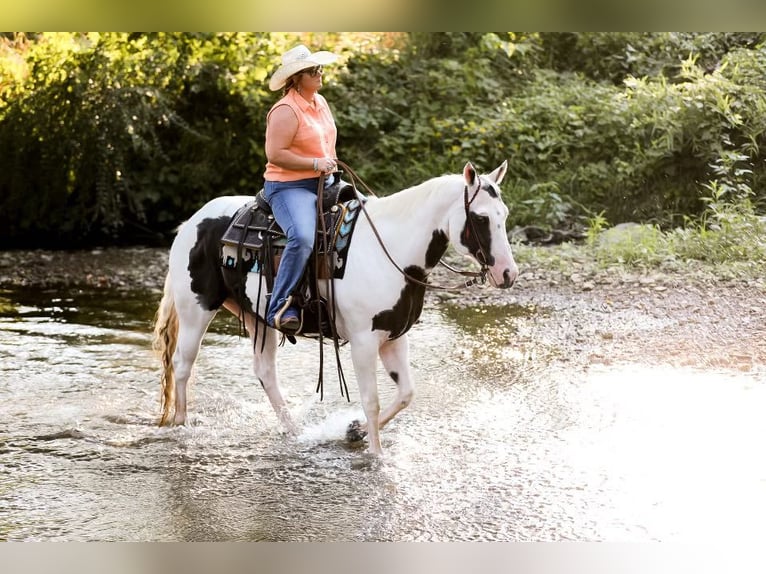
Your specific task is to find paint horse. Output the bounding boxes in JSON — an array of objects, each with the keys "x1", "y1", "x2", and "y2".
[{"x1": 152, "y1": 161, "x2": 518, "y2": 455}]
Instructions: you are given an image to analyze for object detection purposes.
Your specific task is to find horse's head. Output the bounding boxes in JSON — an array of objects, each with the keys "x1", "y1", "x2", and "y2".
[{"x1": 451, "y1": 161, "x2": 518, "y2": 288}]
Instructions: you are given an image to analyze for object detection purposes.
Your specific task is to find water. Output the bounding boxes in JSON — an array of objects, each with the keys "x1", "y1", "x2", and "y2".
[{"x1": 0, "y1": 286, "x2": 764, "y2": 541}]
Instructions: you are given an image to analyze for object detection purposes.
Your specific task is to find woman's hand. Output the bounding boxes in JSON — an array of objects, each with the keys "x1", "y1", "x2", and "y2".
[{"x1": 317, "y1": 157, "x2": 336, "y2": 173}]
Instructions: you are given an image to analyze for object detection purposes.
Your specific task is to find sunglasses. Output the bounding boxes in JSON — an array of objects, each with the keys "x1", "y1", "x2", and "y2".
[{"x1": 304, "y1": 66, "x2": 324, "y2": 77}]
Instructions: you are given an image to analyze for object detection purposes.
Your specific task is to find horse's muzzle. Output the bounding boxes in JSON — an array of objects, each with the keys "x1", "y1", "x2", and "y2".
[
  {"x1": 502, "y1": 268, "x2": 516, "y2": 288},
  {"x1": 489, "y1": 264, "x2": 517, "y2": 288},
  {"x1": 500, "y1": 269, "x2": 519, "y2": 289}
]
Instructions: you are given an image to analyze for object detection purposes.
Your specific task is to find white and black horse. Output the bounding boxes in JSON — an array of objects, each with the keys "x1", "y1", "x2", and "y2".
[{"x1": 153, "y1": 161, "x2": 518, "y2": 455}]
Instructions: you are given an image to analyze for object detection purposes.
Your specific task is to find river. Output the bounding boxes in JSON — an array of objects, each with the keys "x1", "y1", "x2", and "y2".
[{"x1": 0, "y1": 283, "x2": 764, "y2": 541}]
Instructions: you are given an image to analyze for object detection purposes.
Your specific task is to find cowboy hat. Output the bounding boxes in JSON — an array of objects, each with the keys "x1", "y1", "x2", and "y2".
[{"x1": 268, "y1": 44, "x2": 339, "y2": 91}]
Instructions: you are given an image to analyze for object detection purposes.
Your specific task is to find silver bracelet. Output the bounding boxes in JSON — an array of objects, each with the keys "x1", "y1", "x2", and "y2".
[{"x1": 312, "y1": 158, "x2": 319, "y2": 171}]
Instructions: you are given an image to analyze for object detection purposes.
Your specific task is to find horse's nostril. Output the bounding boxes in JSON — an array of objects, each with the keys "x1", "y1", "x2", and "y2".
[{"x1": 503, "y1": 269, "x2": 515, "y2": 287}]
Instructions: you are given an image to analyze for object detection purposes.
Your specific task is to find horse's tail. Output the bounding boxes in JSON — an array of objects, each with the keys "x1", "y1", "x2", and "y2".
[{"x1": 152, "y1": 272, "x2": 178, "y2": 426}]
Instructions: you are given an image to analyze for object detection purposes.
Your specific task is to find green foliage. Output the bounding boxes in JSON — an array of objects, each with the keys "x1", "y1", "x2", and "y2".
[
  {"x1": 592, "y1": 223, "x2": 669, "y2": 266},
  {"x1": 0, "y1": 32, "x2": 279, "y2": 247},
  {"x1": 506, "y1": 180, "x2": 573, "y2": 228},
  {"x1": 586, "y1": 211, "x2": 609, "y2": 245},
  {"x1": 587, "y1": 150, "x2": 766, "y2": 268},
  {"x1": 2, "y1": 32, "x2": 766, "y2": 250},
  {"x1": 500, "y1": 46, "x2": 766, "y2": 228},
  {"x1": 589, "y1": 208, "x2": 766, "y2": 270},
  {"x1": 670, "y1": 150, "x2": 766, "y2": 264},
  {"x1": 540, "y1": 32, "x2": 766, "y2": 84},
  {"x1": 326, "y1": 32, "x2": 541, "y2": 193}
]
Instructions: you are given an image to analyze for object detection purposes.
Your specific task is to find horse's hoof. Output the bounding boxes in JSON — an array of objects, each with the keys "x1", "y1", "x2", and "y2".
[{"x1": 346, "y1": 419, "x2": 367, "y2": 443}]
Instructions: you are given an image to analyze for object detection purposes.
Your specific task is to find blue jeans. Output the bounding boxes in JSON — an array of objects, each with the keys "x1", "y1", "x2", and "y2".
[{"x1": 263, "y1": 177, "x2": 322, "y2": 325}]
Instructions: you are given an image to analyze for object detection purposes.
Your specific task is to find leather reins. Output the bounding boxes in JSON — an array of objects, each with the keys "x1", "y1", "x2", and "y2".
[
  {"x1": 314, "y1": 174, "x2": 350, "y2": 401},
  {"x1": 335, "y1": 160, "x2": 491, "y2": 291},
  {"x1": 309, "y1": 161, "x2": 491, "y2": 402}
]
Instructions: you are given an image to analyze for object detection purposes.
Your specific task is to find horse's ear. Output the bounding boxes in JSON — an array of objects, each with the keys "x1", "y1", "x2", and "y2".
[
  {"x1": 463, "y1": 162, "x2": 478, "y2": 187},
  {"x1": 487, "y1": 160, "x2": 508, "y2": 186}
]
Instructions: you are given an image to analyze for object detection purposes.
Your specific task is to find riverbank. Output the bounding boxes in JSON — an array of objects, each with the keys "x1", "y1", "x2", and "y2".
[
  {"x1": 0, "y1": 247, "x2": 168, "y2": 292},
  {"x1": 432, "y1": 245, "x2": 766, "y2": 373},
  {"x1": 1, "y1": 245, "x2": 764, "y2": 373}
]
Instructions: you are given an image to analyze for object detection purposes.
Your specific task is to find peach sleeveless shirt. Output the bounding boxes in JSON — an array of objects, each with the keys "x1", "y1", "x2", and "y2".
[{"x1": 263, "y1": 90, "x2": 337, "y2": 182}]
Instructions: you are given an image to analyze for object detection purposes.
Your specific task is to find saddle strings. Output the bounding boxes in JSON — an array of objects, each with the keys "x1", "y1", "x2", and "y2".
[
  {"x1": 314, "y1": 175, "x2": 351, "y2": 401},
  {"x1": 335, "y1": 160, "x2": 489, "y2": 291}
]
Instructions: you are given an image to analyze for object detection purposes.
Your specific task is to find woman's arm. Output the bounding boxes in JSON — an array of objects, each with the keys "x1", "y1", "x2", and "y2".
[
  {"x1": 265, "y1": 105, "x2": 314, "y2": 171},
  {"x1": 266, "y1": 104, "x2": 335, "y2": 173}
]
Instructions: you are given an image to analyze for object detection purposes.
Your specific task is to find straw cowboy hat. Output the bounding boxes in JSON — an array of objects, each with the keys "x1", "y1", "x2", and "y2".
[{"x1": 269, "y1": 44, "x2": 339, "y2": 91}]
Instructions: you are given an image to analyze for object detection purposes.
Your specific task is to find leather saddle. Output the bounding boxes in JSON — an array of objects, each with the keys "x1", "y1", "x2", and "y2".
[
  {"x1": 219, "y1": 175, "x2": 364, "y2": 338},
  {"x1": 220, "y1": 175, "x2": 358, "y2": 255}
]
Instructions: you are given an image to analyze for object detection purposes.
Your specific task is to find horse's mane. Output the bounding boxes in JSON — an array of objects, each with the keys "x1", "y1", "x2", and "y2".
[{"x1": 366, "y1": 173, "x2": 463, "y2": 218}]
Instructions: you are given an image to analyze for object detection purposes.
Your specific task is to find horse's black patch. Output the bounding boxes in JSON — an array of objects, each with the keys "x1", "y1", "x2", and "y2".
[
  {"x1": 371, "y1": 265, "x2": 427, "y2": 340},
  {"x1": 189, "y1": 215, "x2": 256, "y2": 312},
  {"x1": 425, "y1": 229, "x2": 449, "y2": 269},
  {"x1": 188, "y1": 216, "x2": 231, "y2": 311},
  {"x1": 461, "y1": 213, "x2": 495, "y2": 266}
]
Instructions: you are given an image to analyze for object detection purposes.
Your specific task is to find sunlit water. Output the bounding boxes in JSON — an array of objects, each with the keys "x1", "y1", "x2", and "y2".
[{"x1": 0, "y1": 286, "x2": 764, "y2": 541}]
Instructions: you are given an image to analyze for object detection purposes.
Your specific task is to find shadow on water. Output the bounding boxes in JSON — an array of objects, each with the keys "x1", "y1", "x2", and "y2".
[
  {"x1": 0, "y1": 287, "x2": 243, "y2": 336},
  {"x1": 0, "y1": 282, "x2": 764, "y2": 541},
  {"x1": 0, "y1": 287, "x2": 156, "y2": 329}
]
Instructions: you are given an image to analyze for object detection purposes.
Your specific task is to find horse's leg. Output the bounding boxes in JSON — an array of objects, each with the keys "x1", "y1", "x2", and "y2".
[
  {"x1": 172, "y1": 302, "x2": 216, "y2": 425},
  {"x1": 377, "y1": 335, "x2": 414, "y2": 430},
  {"x1": 349, "y1": 333, "x2": 383, "y2": 455},
  {"x1": 224, "y1": 300, "x2": 297, "y2": 435},
  {"x1": 348, "y1": 335, "x2": 413, "y2": 442}
]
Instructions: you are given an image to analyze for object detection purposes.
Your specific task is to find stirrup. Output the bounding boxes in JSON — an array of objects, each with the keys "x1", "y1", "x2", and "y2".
[{"x1": 273, "y1": 296, "x2": 302, "y2": 333}]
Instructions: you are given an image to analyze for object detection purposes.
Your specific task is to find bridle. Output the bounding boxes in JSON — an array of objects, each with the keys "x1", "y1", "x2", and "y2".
[
  {"x1": 336, "y1": 160, "x2": 490, "y2": 291},
  {"x1": 311, "y1": 161, "x2": 489, "y2": 401},
  {"x1": 459, "y1": 176, "x2": 493, "y2": 268}
]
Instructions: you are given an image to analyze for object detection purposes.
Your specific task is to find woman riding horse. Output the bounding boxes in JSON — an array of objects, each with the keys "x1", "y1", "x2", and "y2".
[{"x1": 263, "y1": 44, "x2": 341, "y2": 333}]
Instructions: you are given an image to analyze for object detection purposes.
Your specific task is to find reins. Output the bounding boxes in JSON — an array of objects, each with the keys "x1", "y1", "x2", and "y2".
[
  {"x1": 276, "y1": 161, "x2": 492, "y2": 404},
  {"x1": 335, "y1": 160, "x2": 490, "y2": 291},
  {"x1": 314, "y1": 175, "x2": 350, "y2": 402}
]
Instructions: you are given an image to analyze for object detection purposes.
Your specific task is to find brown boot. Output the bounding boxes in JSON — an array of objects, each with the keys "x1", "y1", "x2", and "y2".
[{"x1": 273, "y1": 297, "x2": 301, "y2": 333}]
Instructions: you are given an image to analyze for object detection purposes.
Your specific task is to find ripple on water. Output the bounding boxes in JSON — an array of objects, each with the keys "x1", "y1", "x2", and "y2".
[{"x1": 1, "y1": 284, "x2": 764, "y2": 541}]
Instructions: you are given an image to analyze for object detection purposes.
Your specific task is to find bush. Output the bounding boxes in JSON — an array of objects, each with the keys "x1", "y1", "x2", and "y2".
[
  {"x1": 540, "y1": 32, "x2": 766, "y2": 84},
  {"x1": 587, "y1": 150, "x2": 766, "y2": 268},
  {"x1": 0, "y1": 33, "x2": 278, "y2": 247},
  {"x1": 327, "y1": 32, "x2": 542, "y2": 192},
  {"x1": 2, "y1": 32, "x2": 766, "y2": 248}
]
